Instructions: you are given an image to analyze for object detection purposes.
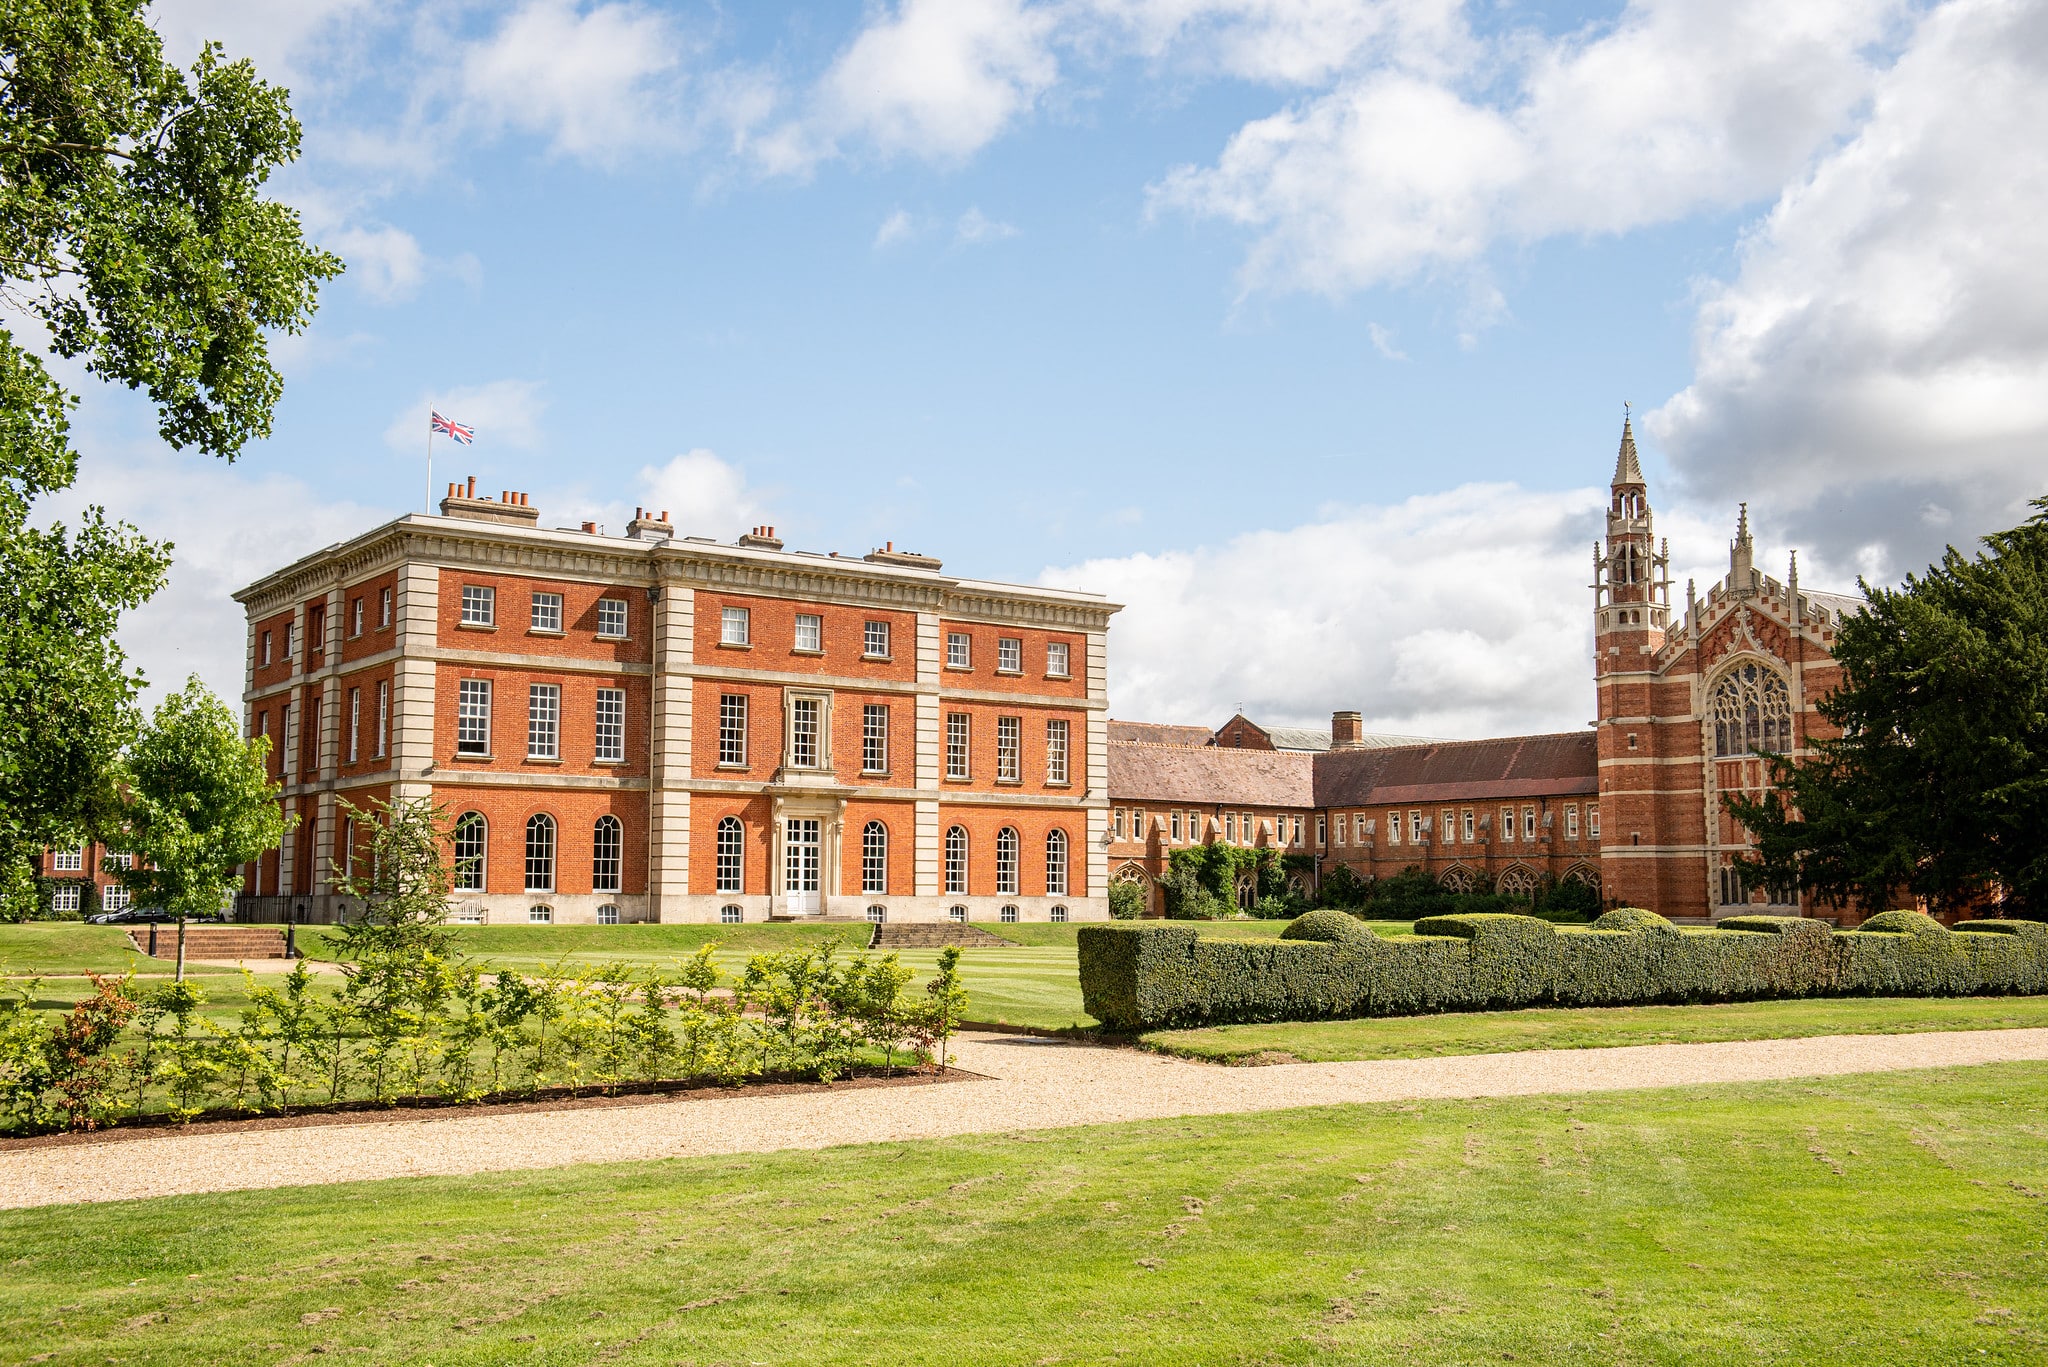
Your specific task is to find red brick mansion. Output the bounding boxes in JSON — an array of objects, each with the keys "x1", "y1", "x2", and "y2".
[
  {"x1": 1105, "y1": 418, "x2": 1880, "y2": 923},
  {"x1": 234, "y1": 485, "x2": 1116, "y2": 925}
]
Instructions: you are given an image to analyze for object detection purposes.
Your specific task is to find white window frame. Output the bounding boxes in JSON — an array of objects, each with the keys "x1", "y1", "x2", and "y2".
[
  {"x1": 1500, "y1": 806, "x2": 1516, "y2": 842},
  {"x1": 944, "y1": 825, "x2": 968, "y2": 894},
  {"x1": 716, "y1": 816, "x2": 744, "y2": 894},
  {"x1": 454, "y1": 812, "x2": 487, "y2": 891},
  {"x1": 1045, "y1": 719, "x2": 1069, "y2": 785},
  {"x1": 945, "y1": 712, "x2": 970, "y2": 780},
  {"x1": 863, "y1": 619, "x2": 891, "y2": 659},
  {"x1": 1171, "y1": 810, "x2": 1183, "y2": 842},
  {"x1": 1589, "y1": 805, "x2": 1601, "y2": 838},
  {"x1": 1441, "y1": 808, "x2": 1456, "y2": 845},
  {"x1": 351, "y1": 597, "x2": 363, "y2": 637},
  {"x1": 995, "y1": 827, "x2": 1019, "y2": 896},
  {"x1": 946, "y1": 631, "x2": 971, "y2": 669},
  {"x1": 996, "y1": 637, "x2": 1023, "y2": 673},
  {"x1": 794, "y1": 613, "x2": 823, "y2": 652},
  {"x1": 380, "y1": 587, "x2": 393, "y2": 628},
  {"x1": 528, "y1": 905, "x2": 553, "y2": 924},
  {"x1": 592, "y1": 815, "x2": 623, "y2": 893},
  {"x1": 101, "y1": 884, "x2": 130, "y2": 913},
  {"x1": 596, "y1": 597, "x2": 628, "y2": 639},
  {"x1": 786, "y1": 693, "x2": 828, "y2": 770},
  {"x1": 596, "y1": 904, "x2": 620, "y2": 925},
  {"x1": 52, "y1": 846, "x2": 83, "y2": 873},
  {"x1": 347, "y1": 687, "x2": 360, "y2": 763},
  {"x1": 375, "y1": 680, "x2": 389, "y2": 759},
  {"x1": 1334, "y1": 815, "x2": 1347, "y2": 846},
  {"x1": 1046, "y1": 641, "x2": 1070, "y2": 678},
  {"x1": 861, "y1": 821, "x2": 888, "y2": 895},
  {"x1": 1463, "y1": 809, "x2": 1476, "y2": 842},
  {"x1": 261, "y1": 630, "x2": 273, "y2": 666},
  {"x1": 50, "y1": 883, "x2": 81, "y2": 913},
  {"x1": 1409, "y1": 810, "x2": 1423, "y2": 843},
  {"x1": 530, "y1": 592, "x2": 563, "y2": 633},
  {"x1": 1566, "y1": 805, "x2": 1580, "y2": 839},
  {"x1": 1045, "y1": 829, "x2": 1068, "y2": 896},
  {"x1": 1112, "y1": 809, "x2": 1125, "y2": 840},
  {"x1": 862, "y1": 703, "x2": 889, "y2": 775},
  {"x1": 456, "y1": 680, "x2": 492, "y2": 756},
  {"x1": 527, "y1": 683, "x2": 561, "y2": 760},
  {"x1": 461, "y1": 584, "x2": 495, "y2": 627},
  {"x1": 594, "y1": 687, "x2": 626, "y2": 763},
  {"x1": 525, "y1": 814, "x2": 556, "y2": 892},
  {"x1": 721, "y1": 605, "x2": 751, "y2": 646},
  {"x1": 1387, "y1": 810, "x2": 1401, "y2": 845},
  {"x1": 1524, "y1": 806, "x2": 1538, "y2": 840},
  {"x1": 284, "y1": 622, "x2": 296, "y2": 659},
  {"x1": 719, "y1": 693, "x2": 748, "y2": 767},
  {"x1": 995, "y1": 716, "x2": 1021, "y2": 782}
]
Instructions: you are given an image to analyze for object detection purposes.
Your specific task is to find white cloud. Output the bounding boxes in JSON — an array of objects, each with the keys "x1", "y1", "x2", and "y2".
[
  {"x1": 819, "y1": 0, "x2": 1059, "y2": 163},
  {"x1": 382, "y1": 380, "x2": 548, "y2": 454},
  {"x1": 874, "y1": 209, "x2": 918, "y2": 249},
  {"x1": 1044, "y1": 483, "x2": 1606, "y2": 737},
  {"x1": 1367, "y1": 321, "x2": 1407, "y2": 360},
  {"x1": 541, "y1": 449, "x2": 768, "y2": 542},
  {"x1": 1652, "y1": 0, "x2": 2048, "y2": 579},
  {"x1": 45, "y1": 445, "x2": 386, "y2": 709},
  {"x1": 148, "y1": 0, "x2": 382, "y2": 86},
  {"x1": 955, "y1": 207, "x2": 1021, "y2": 243},
  {"x1": 457, "y1": 0, "x2": 689, "y2": 162},
  {"x1": 1151, "y1": 0, "x2": 1904, "y2": 295},
  {"x1": 324, "y1": 223, "x2": 428, "y2": 302}
]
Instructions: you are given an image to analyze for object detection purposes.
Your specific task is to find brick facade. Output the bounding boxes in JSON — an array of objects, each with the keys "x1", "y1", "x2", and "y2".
[{"x1": 234, "y1": 486, "x2": 1117, "y2": 926}]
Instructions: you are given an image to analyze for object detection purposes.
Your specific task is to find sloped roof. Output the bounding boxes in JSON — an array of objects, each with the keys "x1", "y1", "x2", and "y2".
[
  {"x1": 1803, "y1": 588, "x2": 1864, "y2": 621},
  {"x1": 1109, "y1": 742, "x2": 1315, "y2": 807},
  {"x1": 1266, "y1": 726, "x2": 1332, "y2": 752},
  {"x1": 1313, "y1": 731, "x2": 1598, "y2": 807},
  {"x1": 1107, "y1": 720, "x2": 1214, "y2": 748}
]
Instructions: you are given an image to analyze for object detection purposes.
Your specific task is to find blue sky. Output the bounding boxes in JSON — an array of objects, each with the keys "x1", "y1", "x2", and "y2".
[{"x1": 60, "y1": 0, "x2": 2048, "y2": 737}]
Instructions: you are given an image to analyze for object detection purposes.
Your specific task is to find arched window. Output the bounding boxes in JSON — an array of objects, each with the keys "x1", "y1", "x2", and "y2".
[
  {"x1": 862, "y1": 820, "x2": 888, "y2": 895},
  {"x1": 592, "y1": 815, "x2": 622, "y2": 893},
  {"x1": 715, "y1": 816, "x2": 744, "y2": 894},
  {"x1": 719, "y1": 903, "x2": 743, "y2": 924},
  {"x1": 1000, "y1": 904, "x2": 1018, "y2": 923},
  {"x1": 995, "y1": 826, "x2": 1019, "y2": 896},
  {"x1": 1712, "y1": 663, "x2": 1793, "y2": 757},
  {"x1": 1044, "y1": 828, "x2": 1068, "y2": 896},
  {"x1": 1496, "y1": 866, "x2": 1539, "y2": 898},
  {"x1": 948, "y1": 904, "x2": 968, "y2": 923},
  {"x1": 453, "y1": 812, "x2": 487, "y2": 891},
  {"x1": 866, "y1": 904, "x2": 887, "y2": 923},
  {"x1": 1049, "y1": 905, "x2": 1068, "y2": 923},
  {"x1": 944, "y1": 825, "x2": 968, "y2": 894},
  {"x1": 524, "y1": 814, "x2": 555, "y2": 892}
]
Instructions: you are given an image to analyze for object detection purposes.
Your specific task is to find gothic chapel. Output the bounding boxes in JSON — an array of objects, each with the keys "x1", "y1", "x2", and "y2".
[{"x1": 1592, "y1": 417, "x2": 1873, "y2": 920}]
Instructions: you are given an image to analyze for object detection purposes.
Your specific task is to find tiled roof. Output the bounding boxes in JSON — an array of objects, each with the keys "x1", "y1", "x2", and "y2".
[
  {"x1": 1803, "y1": 588, "x2": 1864, "y2": 621},
  {"x1": 1108, "y1": 742, "x2": 1315, "y2": 807},
  {"x1": 1313, "y1": 731, "x2": 1598, "y2": 807},
  {"x1": 1265, "y1": 726, "x2": 1332, "y2": 752},
  {"x1": 1107, "y1": 720, "x2": 1215, "y2": 748}
]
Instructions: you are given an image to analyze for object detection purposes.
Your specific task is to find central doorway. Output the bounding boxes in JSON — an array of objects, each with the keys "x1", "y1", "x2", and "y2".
[{"x1": 784, "y1": 817, "x2": 822, "y2": 913}]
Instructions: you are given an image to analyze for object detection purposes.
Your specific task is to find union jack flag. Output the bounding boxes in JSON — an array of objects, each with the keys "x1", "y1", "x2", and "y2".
[{"x1": 430, "y1": 410, "x2": 474, "y2": 445}]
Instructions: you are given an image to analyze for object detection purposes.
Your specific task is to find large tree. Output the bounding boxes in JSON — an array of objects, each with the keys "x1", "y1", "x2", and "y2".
[
  {"x1": 1730, "y1": 498, "x2": 2048, "y2": 918},
  {"x1": 0, "y1": 2, "x2": 340, "y2": 912}
]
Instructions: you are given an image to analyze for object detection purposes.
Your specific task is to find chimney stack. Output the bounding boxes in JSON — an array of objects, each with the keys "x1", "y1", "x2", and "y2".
[
  {"x1": 1331, "y1": 710, "x2": 1365, "y2": 749},
  {"x1": 737, "y1": 524, "x2": 784, "y2": 550},
  {"x1": 627, "y1": 508, "x2": 674, "y2": 541},
  {"x1": 437, "y1": 477, "x2": 541, "y2": 526}
]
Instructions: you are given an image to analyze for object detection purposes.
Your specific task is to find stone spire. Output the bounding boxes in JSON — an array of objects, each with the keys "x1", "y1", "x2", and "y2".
[
  {"x1": 1613, "y1": 409, "x2": 1644, "y2": 487},
  {"x1": 1730, "y1": 502, "x2": 1756, "y2": 594}
]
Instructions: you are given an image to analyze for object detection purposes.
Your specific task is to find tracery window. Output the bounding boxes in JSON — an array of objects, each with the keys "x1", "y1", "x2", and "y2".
[{"x1": 1712, "y1": 663, "x2": 1792, "y2": 757}]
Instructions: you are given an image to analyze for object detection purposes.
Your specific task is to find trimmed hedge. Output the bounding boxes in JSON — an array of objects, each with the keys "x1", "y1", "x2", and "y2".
[{"x1": 1076, "y1": 908, "x2": 2048, "y2": 1032}]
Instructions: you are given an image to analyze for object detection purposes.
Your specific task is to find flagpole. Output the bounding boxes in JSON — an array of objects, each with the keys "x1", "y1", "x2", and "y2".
[{"x1": 425, "y1": 410, "x2": 433, "y2": 514}]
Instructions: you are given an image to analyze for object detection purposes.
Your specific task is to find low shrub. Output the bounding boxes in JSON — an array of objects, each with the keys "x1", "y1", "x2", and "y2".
[
  {"x1": 1107, "y1": 882, "x2": 1146, "y2": 920},
  {"x1": 1078, "y1": 909, "x2": 2048, "y2": 1031}
]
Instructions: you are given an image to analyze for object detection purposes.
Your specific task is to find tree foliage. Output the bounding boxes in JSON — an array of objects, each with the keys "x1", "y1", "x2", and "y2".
[
  {"x1": 112, "y1": 675, "x2": 288, "y2": 917},
  {"x1": 0, "y1": 3, "x2": 338, "y2": 913},
  {"x1": 1729, "y1": 498, "x2": 2048, "y2": 918}
]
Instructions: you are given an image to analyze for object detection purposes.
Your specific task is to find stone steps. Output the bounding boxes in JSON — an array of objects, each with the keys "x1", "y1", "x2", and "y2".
[
  {"x1": 128, "y1": 925, "x2": 290, "y2": 959},
  {"x1": 868, "y1": 922, "x2": 1014, "y2": 951}
]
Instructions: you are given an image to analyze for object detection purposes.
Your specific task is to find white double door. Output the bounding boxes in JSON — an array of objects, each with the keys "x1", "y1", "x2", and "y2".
[{"x1": 784, "y1": 817, "x2": 822, "y2": 913}]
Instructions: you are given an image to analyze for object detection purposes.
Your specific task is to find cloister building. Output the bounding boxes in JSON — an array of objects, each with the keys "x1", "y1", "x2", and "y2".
[{"x1": 236, "y1": 484, "x2": 1117, "y2": 925}]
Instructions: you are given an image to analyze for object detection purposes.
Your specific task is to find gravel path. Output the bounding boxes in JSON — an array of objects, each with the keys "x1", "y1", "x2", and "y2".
[{"x1": 9, "y1": 1027, "x2": 2048, "y2": 1211}]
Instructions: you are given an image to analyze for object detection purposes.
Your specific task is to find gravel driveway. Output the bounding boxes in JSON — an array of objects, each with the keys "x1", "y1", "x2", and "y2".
[{"x1": 8, "y1": 1027, "x2": 2047, "y2": 1211}]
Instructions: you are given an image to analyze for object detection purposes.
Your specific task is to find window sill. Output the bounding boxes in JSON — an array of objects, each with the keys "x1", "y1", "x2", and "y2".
[
  {"x1": 524, "y1": 756, "x2": 564, "y2": 765},
  {"x1": 716, "y1": 762, "x2": 749, "y2": 772},
  {"x1": 994, "y1": 669, "x2": 1023, "y2": 678},
  {"x1": 527, "y1": 628, "x2": 565, "y2": 638},
  {"x1": 456, "y1": 621, "x2": 497, "y2": 632},
  {"x1": 791, "y1": 647, "x2": 824, "y2": 657},
  {"x1": 376, "y1": 625, "x2": 393, "y2": 634},
  {"x1": 861, "y1": 654, "x2": 892, "y2": 663},
  {"x1": 1044, "y1": 781, "x2": 1071, "y2": 789},
  {"x1": 595, "y1": 633, "x2": 629, "y2": 642},
  {"x1": 943, "y1": 775, "x2": 974, "y2": 784},
  {"x1": 1044, "y1": 674, "x2": 1071, "y2": 682},
  {"x1": 861, "y1": 769, "x2": 891, "y2": 779},
  {"x1": 453, "y1": 752, "x2": 494, "y2": 761},
  {"x1": 717, "y1": 641, "x2": 752, "y2": 651},
  {"x1": 995, "y1": 778, "x2": 1023, "y2": 787},
  {"x1": 592, "y1": 757, "x2": 628, "y2": 766},
  {"x1": 944, "y1": 663, "x2": 972, "y2": 672}
]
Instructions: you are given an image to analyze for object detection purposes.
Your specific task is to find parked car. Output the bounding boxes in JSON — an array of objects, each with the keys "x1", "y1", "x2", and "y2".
[{"x1": 86, "y1": 906, "x2": 214, "y2": 926}]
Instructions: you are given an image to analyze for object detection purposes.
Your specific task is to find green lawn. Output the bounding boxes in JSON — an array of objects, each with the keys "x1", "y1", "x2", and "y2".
[
  {"x1": 0, "y1": 924, "x2": 244, "y2": 979},
  {"x1": 1148, "y1": 994, "x2": 2048, "y2": 1063},
  {"x1": 5, "y1": 1062, "x2": 2044, "y2": 1365}
]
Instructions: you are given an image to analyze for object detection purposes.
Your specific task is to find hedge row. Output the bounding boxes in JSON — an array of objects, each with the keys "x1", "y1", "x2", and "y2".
[{"x1": 1076, "y1": 908, "x2": 2048, "y2": 1032}]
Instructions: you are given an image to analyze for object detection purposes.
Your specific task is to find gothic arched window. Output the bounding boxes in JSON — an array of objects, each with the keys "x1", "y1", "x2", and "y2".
[{"x1": 1712, "y1": 663, "x2": 1792, "y2": 757}]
